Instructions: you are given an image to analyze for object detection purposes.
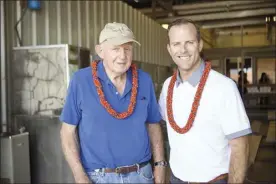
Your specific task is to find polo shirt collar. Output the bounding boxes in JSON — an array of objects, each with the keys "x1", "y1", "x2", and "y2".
[
  {"x1": 97, "y1": 61, "x2": 109, "y2": 83},
  {"x1": 176, "y1": 60, "x2": 205, "y2": 87},
  {"x1": 97, "y1": 61, "x2": 132, "y2": 96}
]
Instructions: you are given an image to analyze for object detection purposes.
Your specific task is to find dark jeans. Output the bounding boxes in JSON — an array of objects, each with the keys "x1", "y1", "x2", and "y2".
[{"x1": 170, "y1": 172, "x2": 227, "y2": 184}]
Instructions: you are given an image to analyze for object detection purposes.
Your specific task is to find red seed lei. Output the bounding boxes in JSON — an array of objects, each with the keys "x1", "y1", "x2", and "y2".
[
  {"x1": 91, "y1": 60, "x2": 138, "y2": 119},
  {"x1": 166, "y1": 62, "x2": 211, "y2": 134}
]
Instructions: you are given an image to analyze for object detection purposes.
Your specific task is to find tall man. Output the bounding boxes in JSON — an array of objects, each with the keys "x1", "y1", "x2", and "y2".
[
  {"x1": 60, "y1": 22, "x2": 166, "y2": 183},
  {"x1": 159, "y1": 19, "x2": 252, "y2": 183}
]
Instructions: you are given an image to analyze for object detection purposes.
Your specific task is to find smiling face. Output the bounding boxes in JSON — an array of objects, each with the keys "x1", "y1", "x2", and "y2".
[
  {"x1": 96, "y1": 42, "x2": 133, "y2": 76},
  {"x1": 167, "y1": 23, "x2": 203, "y2": 73}
]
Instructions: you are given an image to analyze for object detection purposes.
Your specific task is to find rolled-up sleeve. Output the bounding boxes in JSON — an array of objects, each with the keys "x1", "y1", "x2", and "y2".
[
  {"x1": 220, "y1": 80, "x2": 252, "y2": 140},
  {"x1": 59, "y1": 73, "x2": 82, "y2": 125}
]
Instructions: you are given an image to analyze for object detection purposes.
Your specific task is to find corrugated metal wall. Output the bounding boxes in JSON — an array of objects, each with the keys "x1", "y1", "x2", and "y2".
[{"x1": 4, "y1": 0, "x2": 171, "y2": 66}]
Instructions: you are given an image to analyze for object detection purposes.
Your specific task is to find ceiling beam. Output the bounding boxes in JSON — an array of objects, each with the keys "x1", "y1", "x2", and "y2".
[
  {"x1": 156, "y1": 0, "x2": 173, "y2": 12},
  {"x1": 140, "y1": 0, "x2": 270, "y2": 14},
  {"x1": 157, "y1": 8, "x2": 276, "y2": 23},
  {"x1": 151, "y1": 0, "x2": 174, "y2": 19},
  {"x1": 215, "y1": 29, "x2": 267, "y2": 36},
  {"x1": 200, "y1": 18, "x2": 266, "y2": 29},
  {"x1": 177, "y1": 2, "x2": 276, "y2": 16},
  {"x1": 145, "y1": 2, "x2": 276, "y2": 19},
  {"x1": 173, "y1": 0, "x2": 271, "y2": 11}
]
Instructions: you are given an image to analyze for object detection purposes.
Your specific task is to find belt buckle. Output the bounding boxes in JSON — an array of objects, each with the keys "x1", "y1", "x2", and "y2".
[
  {"x1": 115, "y1": 167, "x2": 120, "y2": 173},
  {"x1": 136, "y1": 163, "x2": 140, "y2": 171}
]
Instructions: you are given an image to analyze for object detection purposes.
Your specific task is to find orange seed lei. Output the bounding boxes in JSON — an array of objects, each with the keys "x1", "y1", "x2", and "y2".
[
  {"x1": 166, "y1": 61, "x2": 211, "y2": 134},
  {"x1": 91, "y1": 60, "x2": 138, "y2": 119}
]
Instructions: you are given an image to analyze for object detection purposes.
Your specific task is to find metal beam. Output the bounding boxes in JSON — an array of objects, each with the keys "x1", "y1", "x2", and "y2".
[
  {"x1": 152, "y1": 0, "x2": 174, "y2": 19},
  {"x1": 140, "y1": 0, "x2": 270, "y2": 14},
  {"x1": 177, "y1": 2, "x2": 276, "y2": 16},
  {"x1": 155, "y1": 0, "x2": 173, "y2": 13},
  {"x1": 173, "y1": 0, "x2": 270, "y2": 11},
  {"x1": 152, "y1": 0, "x2": 157, "y2": 19},
  {"x1": 201, "y1": 36, "x2": 214, "y2": 48},
  {"x1": 215, "y1": 29, "x2": 267, "y2": 36},
  {"x1": 203, "y1": 46, "x2": 276, "y2": 58},
  {"x1": 148, "y1": 11, "x2": 168, "y2": 18},
  {"x1": 157, "y1": 8, "x2": 276, "y2": 23},
  {"x1": 200, "y1": 18, "x2": 266, "y2": 29},
  {"x1": 0, "y1": 0, "x2": 7, "y2": 133},
  {"x1": 144, "y1": 2, "x2": 276, "y2": 19}
]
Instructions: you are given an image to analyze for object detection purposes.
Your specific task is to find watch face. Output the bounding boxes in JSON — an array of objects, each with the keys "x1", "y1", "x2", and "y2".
[{"x1": 154, "y1": 161, "x2": 168, "y2": 167}]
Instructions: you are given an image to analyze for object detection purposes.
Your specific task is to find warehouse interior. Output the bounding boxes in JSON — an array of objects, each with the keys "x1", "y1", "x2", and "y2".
[{"x1": 0, "y1": 0, "x2": 275, "y2": 183}]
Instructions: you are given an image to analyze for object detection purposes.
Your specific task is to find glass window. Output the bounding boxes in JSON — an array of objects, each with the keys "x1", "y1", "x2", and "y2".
[
  {"x1": 257, "y1": 58, "x2": 275, "y2": 84},
  {"x1": 225, "y1": 57, "x2": 253, "y2": 84}
]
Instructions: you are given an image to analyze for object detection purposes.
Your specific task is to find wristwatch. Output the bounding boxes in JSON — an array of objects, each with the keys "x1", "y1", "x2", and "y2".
[{"x1": 154, "y1": 160, "x2": 168, "y2": 167}]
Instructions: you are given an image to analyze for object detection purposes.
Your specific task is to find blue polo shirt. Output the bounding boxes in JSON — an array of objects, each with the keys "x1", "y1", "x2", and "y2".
[{"x1": 60, "y1": 61, "x2": 161, "y2": 172}]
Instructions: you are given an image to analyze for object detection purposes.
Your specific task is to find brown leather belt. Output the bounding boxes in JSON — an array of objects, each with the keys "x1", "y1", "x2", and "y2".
[{"x1": 103, "y1": 161, "x2": 149, "y2": 174}]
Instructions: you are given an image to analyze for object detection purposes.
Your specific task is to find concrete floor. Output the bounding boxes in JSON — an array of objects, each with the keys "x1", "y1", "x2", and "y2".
[
  {"x1": 246, "y1": 145, "x2": 276, "y2": 183},
  {"x1": 246, "y1": 110, "x2": 276, "y2": 183}
]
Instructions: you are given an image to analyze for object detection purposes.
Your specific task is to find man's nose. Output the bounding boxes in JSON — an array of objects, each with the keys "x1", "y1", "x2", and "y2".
[
  {"x1": 119, "y1": 48, "x2": 126, "y2": 59},
  {"x1": 180, "y1": 43, "x2": 188, "y2": 53}
]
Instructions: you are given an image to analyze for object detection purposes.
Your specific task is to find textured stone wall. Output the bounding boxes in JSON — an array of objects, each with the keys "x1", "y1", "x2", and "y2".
[{"x1": 12, "y1": 46, "x2": 71, "y2": 116}]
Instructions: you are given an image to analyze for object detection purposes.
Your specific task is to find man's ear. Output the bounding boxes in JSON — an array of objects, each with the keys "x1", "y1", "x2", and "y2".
[
  {"x1": 199, "y1": 39, "x2": 203, "y2": 52},
  {"x1": 95, "y1": 44, "x2": 103, "y2": 59},
  {"x1": 167, "y1": 44, "x2": 171, "y2": 55}
]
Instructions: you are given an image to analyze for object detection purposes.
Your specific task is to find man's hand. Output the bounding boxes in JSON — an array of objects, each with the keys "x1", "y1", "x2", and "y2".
[
  {"x1": 75, "y1": 174, "x2": 91, "y2": 184},
  {"x1": 154, "y1": 166, "x2": 166, "y2": 183}
]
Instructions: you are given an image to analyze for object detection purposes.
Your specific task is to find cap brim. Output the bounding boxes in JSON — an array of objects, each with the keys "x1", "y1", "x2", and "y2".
[{"x1": 106, "y1": 37, "x2": 141, "y2": 46}]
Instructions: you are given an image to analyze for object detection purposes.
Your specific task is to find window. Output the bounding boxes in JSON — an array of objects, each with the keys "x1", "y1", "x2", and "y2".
[{"x1": 225, "y1": 57, "x2": 253, "y2": 84}]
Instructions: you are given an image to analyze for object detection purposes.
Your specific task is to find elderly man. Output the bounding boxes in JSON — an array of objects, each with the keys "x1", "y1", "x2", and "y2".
[
  {"x1": 159, "y1": 18, "x2": 252, "y2": 184},
  {"x1": 60, "y1": 22, "x2": 166, "y2": 183}
]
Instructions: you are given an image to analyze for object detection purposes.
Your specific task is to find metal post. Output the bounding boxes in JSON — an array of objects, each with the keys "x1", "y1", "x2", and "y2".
[
  {"x1": 241, "y1": 25, "x2": 245, "y2": 97},
  {"x1": 274, "y1": 15, "x2": 276, "y2": 84},
  {"x1": 0, "y1": 0, "x2": 7, "y2": 133},
  {"x1": 152, "y1": 0, "x2": 157, "y2": 20}
]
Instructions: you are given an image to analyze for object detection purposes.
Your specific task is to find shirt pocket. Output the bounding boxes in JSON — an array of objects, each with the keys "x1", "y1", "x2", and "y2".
[{"x1": 133, "y1": 98, "x2": 149, "y2": 122}]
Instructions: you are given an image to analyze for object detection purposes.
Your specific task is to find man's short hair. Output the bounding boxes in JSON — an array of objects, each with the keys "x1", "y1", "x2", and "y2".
[{"x1": 167, "y1": 18, "x2": 201, "y2": 42}]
